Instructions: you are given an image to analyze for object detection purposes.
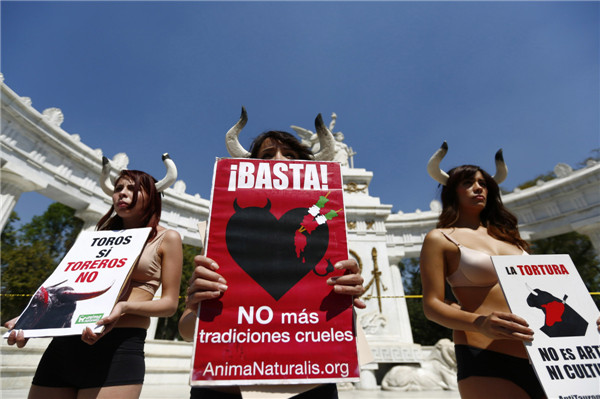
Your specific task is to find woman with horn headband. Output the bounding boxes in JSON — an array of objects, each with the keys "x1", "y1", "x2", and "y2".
[
  {"x1": 178, "y1": 108, "x2": 365, "y2": 399},
  {"x1": 419, "y1": 142, "x2": 546, "y2": 399},
  {"x1": 5, "y1": 154, "x2": 183, "y2": 399}
]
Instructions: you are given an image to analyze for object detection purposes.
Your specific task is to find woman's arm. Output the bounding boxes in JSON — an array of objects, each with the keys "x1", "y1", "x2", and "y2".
[
  {"x1": 420, "y1": 230, "x2": 534, "y2": 342},
  {"x1": 84, "y1": 230, "x2": 183, "y2": 343}
]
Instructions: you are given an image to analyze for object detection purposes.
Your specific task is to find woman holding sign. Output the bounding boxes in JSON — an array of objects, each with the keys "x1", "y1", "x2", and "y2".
[
  {"x1": 419, "y1": 142, "x2": 546, "y2": 399},
  {"x1": 179, "y1": 109, "x2": 365, "y2": 399},
  {"x1": 5, "y1": 156, "x2": 183, "y2": 399}
]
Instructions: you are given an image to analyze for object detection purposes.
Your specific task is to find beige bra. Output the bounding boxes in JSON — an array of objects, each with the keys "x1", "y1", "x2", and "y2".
[
  {"x1": 128, "y1": 229, "x2": 168, "y2": 295},
  {"x1": 441, "y1": 231, "x2": 500, "y2": 288}
]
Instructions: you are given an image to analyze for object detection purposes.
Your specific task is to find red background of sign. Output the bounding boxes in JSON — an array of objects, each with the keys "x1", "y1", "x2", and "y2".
[{"x1": 192, "y1": 159, "x2": 359, "y2": 385}]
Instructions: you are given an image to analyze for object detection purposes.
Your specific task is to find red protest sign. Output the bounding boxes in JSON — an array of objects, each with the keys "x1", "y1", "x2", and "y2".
[{"x1": 191, "y1": 158, "x2": 359, "y2": 386}]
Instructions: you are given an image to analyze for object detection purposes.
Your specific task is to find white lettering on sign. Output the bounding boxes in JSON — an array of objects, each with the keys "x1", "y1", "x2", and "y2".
[{"x1": 228, "y1": 162, "x2": 329, "y2": 191}]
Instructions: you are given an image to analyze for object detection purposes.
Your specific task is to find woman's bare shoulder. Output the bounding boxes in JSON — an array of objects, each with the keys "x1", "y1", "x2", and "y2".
[
  {"x1": 423, "y1": 229, "x2": 455, "y2": 250},
  {"x1": 156, "y1": 227, "x2": 182, "y2": 245},
  {"x1": 424, "y1": 228, "x2": 450, "y2": 243},
  {"x1": 163, "y1": 229, "x2": 182, "y2": 241}
]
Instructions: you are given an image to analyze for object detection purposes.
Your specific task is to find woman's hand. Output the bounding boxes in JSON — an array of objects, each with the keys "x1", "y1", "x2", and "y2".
[
  {"x1": 81, "y1": 302, "x2": 125, "y2": 345},
  {"x1": 185, "y1": 255, "x2": 228, "y2": 313},
  {"x1": 179, "y1": 255, "x2": 227, "y2": 342},
  {"x1": 474, "y1": 311, "x2": 534, "y2": 342},
  {"x1": 327, "y1": 259, "x2": 366, "y2": 309},
  {"x1": 4, "y1": 318, "x2": 28, "y2": 348}
]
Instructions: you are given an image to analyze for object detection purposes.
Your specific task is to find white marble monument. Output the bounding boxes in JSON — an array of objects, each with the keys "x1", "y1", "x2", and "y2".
[{"x1": 1, "y1": 74, "x2": 599, "y2": 391}]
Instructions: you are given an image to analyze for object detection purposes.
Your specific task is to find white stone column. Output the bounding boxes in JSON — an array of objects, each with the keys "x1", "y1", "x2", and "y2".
[
  {"x1": 74, "y1": 209, "x2": 106, "y2": 233},
  {"x1": 573, "y1": 217, "x2": 600, "y2": 255},
  {"x1": 390, "y1": 263, "x2": 414, "y2": 343},
  {"x1": 0, "y1": 181, "x2": 22, "y2": 232},
  {"x1": 0, "y1": 170, "x2": 44, "y2": 233}
]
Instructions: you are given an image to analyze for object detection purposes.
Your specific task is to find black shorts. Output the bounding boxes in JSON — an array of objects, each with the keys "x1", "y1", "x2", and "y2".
[
  {"x1": 32, "y1": 327, "x2": 146, "y2": 389},
  {"x1": 190, "y1": 383, "x2": 338, "y2": 399},
  {"x1": 455, "y1": 344, "x2": 545, "y2": 399}
]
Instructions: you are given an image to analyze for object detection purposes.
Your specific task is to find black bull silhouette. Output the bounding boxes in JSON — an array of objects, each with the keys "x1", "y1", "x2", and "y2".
[
  {"x1": 14, "y1": 280, "x2": 112, "y2": 330},
  {"x1": 225, "y1": 199, "x2": 329, "y2": 301},
  {"x1": 526, "y1": 288, "x2": 588, "y2": 337}
]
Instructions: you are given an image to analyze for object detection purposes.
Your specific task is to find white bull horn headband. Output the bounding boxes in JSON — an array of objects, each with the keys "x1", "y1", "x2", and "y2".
[
  {"x1": 427, "y1": 141, "x2": 508, "y2": 185},
  {"x1": 224, "y1": 106, "x2": 337, "y2": 160},
  {"x1": 100, "y1": 153, "x2": 178, "y2": 196}
]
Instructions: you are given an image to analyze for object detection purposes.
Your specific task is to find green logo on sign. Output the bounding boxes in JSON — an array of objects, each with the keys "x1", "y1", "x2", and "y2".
[{"x1": 75, "y1": 314, "x2": 103, "y2": 324}]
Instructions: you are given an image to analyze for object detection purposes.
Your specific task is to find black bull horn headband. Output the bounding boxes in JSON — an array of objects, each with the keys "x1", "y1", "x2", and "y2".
[
  {"x1": 100, "y1": 153, "x2": 178, "y2": 196},
  {"x1": 224, "y1": 106, "x2": 337, "y2": 161},
  {"x1": 427, "y1": 141, "x2": 508, "y2": 186}
]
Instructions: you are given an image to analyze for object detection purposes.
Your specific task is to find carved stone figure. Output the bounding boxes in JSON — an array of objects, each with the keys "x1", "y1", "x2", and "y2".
[
  {"x1": 359, "y1": 311, "x2": 387, "y2": 334},
  {"x1": 42, "y1": 107, "x2": 64, "y2": 127},
  {"x1": 381, "y1": 338, "x2": 458, "y2": 391},
  {"x1": 291, "y1": 112, "x2": 353, "y2": 167},
  {"x1": 554, "y1": 163, "x2": 573, "y2": 178}
]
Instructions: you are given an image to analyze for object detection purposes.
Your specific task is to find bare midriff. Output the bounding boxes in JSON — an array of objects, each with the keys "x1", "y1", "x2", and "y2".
[
  {"x1": 453, "y1": 284, "x2": 528, "y2": 359},
  {"x1": 114, "y1": 287, "x2": 155, "y2": 330}
]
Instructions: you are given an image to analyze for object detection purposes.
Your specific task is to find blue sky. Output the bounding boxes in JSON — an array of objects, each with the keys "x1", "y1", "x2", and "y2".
[{"x1": 2, "y1": 1, "x2": 598, "y2": 224}]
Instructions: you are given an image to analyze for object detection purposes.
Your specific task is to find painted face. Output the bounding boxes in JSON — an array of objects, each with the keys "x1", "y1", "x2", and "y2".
[
  {"x1": 112, "y1": 177, "x2": 148, "y2": 227},
  {"x1": 256, "y1": 138, "x2": 300, "y2": 160},
  {"x1": 456, "y1": 170, "x2": 488, "y2": 210}
]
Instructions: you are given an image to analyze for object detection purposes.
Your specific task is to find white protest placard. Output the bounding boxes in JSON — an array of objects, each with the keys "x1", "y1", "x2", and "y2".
[
  {"x1": 492, "y1": 254, "x2": 600, "y2": 399},
  {"x1": 4, "y1": 227, "x2": 151, "y2": 339}
]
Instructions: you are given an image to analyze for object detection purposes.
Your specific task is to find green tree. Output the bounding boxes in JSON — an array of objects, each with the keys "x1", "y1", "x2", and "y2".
[
  {"x1": 1, "y1": 204, "x2": 84, "y2": 323},
  {"x1": 530, "y1": 232, "x2": 600, "y2": 307},
  {"x1": 398, "y1": 257, "x2": 452, "y2": 345},
  {"x1": 154, "y1": 243, "x2": 200, "y2": 340}
]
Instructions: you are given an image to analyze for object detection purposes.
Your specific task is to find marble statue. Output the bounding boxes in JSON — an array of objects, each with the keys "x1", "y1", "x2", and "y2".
[
  {"x1": 291, "y1": 112, "x2": 354, "y2": 167},
  {"x1": 381, "y1": 338, "x2": 458, "y2": 391}
]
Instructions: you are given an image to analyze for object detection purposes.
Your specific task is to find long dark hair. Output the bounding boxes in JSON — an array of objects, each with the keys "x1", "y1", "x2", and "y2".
[
  {"x1": 249, "y1": 131, "x2": 313, "y2": 160},
  {"x1": 437, "y1": 164, "x2": 529, "y2": 251},
  {"x1": 96, "y1": 170, "x2": 162, "y2": 241}
]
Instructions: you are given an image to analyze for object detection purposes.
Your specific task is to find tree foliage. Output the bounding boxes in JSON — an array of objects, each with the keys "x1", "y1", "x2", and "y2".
[
  {"x1": 530, "y1": 232, "x2": 600, "y2": 307},
  {"x1": 1, "y1": 204, "x2": 84, "y2": 324},
  {"x1": 398, "y1": 258, "x2": 452, "y2": 345},
  {"x1": 154, "y1": 243, "x2": 200, "y2": 340}
]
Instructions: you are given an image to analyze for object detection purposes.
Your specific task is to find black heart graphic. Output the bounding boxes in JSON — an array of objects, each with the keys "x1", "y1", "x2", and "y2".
[{"x1": 226, "y1": 199, "x2": 329, "y2": 300}]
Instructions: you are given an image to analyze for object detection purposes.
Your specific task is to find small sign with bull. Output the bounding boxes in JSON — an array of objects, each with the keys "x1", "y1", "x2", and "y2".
[
  {"x1": 191, "y1": 158, "x2": 359, "y2": 386},
  {"x1": 491, "y1": 254, "x2": 600, "y2": 398},
  {"x1": 4, "y1": 227, "x2": 151, "y2": 339}
]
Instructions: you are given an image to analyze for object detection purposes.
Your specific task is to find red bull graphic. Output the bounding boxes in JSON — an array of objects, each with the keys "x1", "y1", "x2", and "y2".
[{"x1": 526, "y1": 285, "x2": 589, "y2": 338}]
